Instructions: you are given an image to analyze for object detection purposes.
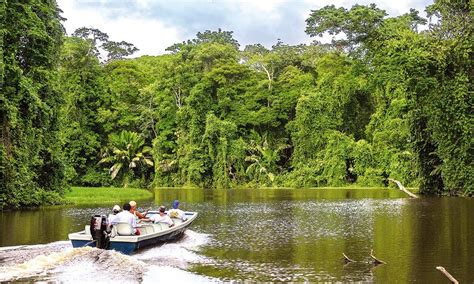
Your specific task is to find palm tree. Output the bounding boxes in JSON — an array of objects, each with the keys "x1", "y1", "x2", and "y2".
[
  {"x1": 245, "y1": 131, "x2": 288, "y2": 185},
  {"x1": 99, "y1": 130, "x2": 153, "y2": 187}
]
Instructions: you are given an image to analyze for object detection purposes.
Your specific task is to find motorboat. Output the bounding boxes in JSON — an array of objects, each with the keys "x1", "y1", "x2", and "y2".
[{"x1": 68, "y1": 211, "x2": 198, "y2": 255}]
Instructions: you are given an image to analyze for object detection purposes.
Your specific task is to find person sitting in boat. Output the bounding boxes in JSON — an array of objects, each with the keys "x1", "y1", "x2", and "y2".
[
  {"x1": 108, "y1": 204, "x2": 121, "y2": 225},
  {"x1": 129, "y1": 200, "x2": 148, "y2": 219},
  {"x1": 168, "y1": 200, "x2": 187, "y2": 221},
  {"x1": 116, "y1": 203, "x2": 140, "y2": 235},
  {"x1": 149, "y1": 206, "x2": 174, "y2": 227}
]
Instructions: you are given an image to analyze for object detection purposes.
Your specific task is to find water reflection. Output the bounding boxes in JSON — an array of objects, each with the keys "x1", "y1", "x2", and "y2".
[
  {"x1": 189, "y1": 199, "x2": 407, "y2": 281},
  {"x1": 0, "y1": 188, "x2": 472, "y2": 282},
  {"x1": 0, "y1": 208, "x2": 73, "y2": 246}
]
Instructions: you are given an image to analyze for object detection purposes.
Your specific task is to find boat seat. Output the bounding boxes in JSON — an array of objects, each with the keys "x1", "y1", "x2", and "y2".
[
  {"x1": 152, "y1": 223, "x2": 169, "y2": 232},
  {"x1": 116, "y1": 222, "x2": 134, "y2": 236},
  {"x1": 140, "y1": 225, "x2": 154, "y2": 234},
  {"x1": 85, "y1": 225, "x2": 91, "y2": 236}
]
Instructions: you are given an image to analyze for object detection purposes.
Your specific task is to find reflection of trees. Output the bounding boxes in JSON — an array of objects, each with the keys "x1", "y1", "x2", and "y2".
[
  {"x1": 405, "y1": 199, "x2": 473, "y2": 283},
  {"x1": 370, "y1": 198, "x2": 472, "y2": 282},
  {"x1": 0, "y1": 209, "x2": 73, "y2": 246},
  {"x1": 153, "y1": 187, "x2": 206, "y2": 206}
]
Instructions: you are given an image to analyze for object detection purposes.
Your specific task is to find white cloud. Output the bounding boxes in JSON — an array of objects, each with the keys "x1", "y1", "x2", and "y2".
[
  {"x1": 58, "y1": 0, "x2": 180, "y2": 56},
  {"x1": 241, "y1": 0, "x2": 286, "y2": 13},
  {"x1": 101, "y1": 18, "x2": 180, "y2": 56},
  {"x1": 57, "y1": 0, "x2": 433, "y2": 56}
]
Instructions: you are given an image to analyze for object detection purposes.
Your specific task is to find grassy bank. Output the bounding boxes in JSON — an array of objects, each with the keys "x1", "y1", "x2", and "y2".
[{"x1": 65, "y1": 187, "x2": 153, "y2": 205}]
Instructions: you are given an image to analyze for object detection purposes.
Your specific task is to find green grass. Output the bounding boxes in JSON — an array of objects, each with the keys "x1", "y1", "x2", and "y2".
[{"x1": 65, "y1": 187, "x2": 153, "y2": 205}]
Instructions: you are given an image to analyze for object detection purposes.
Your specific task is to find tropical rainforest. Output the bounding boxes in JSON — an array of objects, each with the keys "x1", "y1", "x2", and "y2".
[{"x1": 1, "y1": 0, "x2": 472, "y2": 208}]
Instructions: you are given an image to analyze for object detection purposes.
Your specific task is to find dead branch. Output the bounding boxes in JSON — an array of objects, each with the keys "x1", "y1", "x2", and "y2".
[
  {"x1": 343, "y1": 253, "x2": 356, "y2": 263},
  {"x1": 436, "y1": 266, "x2": 459, "y2": 284},
  {"x1": 388, "y1": 178, "x2": 418, "y2": 198},
  {"x1": 370, "y1": 250, "x2": 386, "y2": 265}
]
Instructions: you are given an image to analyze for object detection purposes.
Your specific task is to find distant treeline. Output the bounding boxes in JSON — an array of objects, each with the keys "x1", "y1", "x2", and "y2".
[{"x1": 1, "y1": 0, "x2": 472, "y2": 208}]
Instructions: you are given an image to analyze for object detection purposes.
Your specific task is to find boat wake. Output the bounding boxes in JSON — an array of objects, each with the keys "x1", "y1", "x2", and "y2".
[
  {"x1": 136, "y1": 229, "x2": 211, "y2": 268},
  {"x1": 0, "y1": 230, "x2": 214, "y2": 283},
  {"x1": 0, "y1": 246, "x2": 145, "y2": 283},
  {"x1": 138, "y1": 230, "x2": 215, "y2": 283}
]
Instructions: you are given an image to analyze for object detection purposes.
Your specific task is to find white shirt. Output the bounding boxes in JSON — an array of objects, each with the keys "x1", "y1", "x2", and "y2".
[
  {"x1": 150, "y1": 213, "x2": 174, "y2": 226},
  {"x1": 115, "y1": 210, "x2": 137, "y2": 227},
  {"x1": 108, "y1": 213, "x2": 119, "y2": 225},
  {"x1": 168, "y1": 209, "x2": 187, "y2": 221}
]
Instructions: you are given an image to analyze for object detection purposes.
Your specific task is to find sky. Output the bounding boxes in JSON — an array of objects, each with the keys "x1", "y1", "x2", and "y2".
[{"x1": 57, "y1": 0, "x2": 433, "y2": 57}]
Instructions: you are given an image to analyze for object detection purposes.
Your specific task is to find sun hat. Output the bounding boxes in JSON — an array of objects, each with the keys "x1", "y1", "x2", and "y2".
[
  {"x1": 129, "y1": 201, "x2": 137, "y2": 207},
  {"x1": 113, "y1": 205, "x2": 121, "y2": 212}
]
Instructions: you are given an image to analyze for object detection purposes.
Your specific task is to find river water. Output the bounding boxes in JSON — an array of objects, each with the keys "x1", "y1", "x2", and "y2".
[{"x1": 0, "y1": 188, "x2": 472, "y2": 283}]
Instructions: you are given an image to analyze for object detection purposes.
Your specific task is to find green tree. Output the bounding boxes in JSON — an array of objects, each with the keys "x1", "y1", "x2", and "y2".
[
  {"x1": 102, "y1": 40, "x2": 139, "y2": 62},
  {"x1": 167, "y1": 28, "x2": 240, "y2": 52},
  {"x1": 1, "y1": 0, "x2": 66, "y2": 208},
  {"x1": 59, "y1": 36, "x2": 107, "y2": 186},
  {"x1": 99, "y1": 130, "x2": 153, "y2": 187},
  {"x1": 98, "y1": 57, "x2": 156, "y2": 135},
  {"x1": 72, "y1": 27, "x2": 138, "y2": 62},
  {"x1": 245, "y1": 131, "x2": 288, "y2": 186},
  {"x1": 305, "y1": 4, "x2": 387, "y2": 51},
  {"x1": 194, "y1": 28, "x2": 240, "y2": 49},
  {"x1": 203, "y1": 114, "x2": 244, "y2": 188},
  {"x1": 416, "y1": 0, "x2": 473, "y2": 194}
]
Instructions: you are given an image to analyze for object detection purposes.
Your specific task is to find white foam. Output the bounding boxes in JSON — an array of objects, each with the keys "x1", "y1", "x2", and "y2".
[
  {"x1": 0, "y1": 247, "x2": 145, "y2": 283},
  {"x1": 0, "y1": 230, "x2": 212, "y2": 283},
  {"x1": 0, "y1": 247, "x2": 93, "y2": 282},
  {"x1": 135, "y1": 230, "x2": 212, "y2": 266},
  {"x1": 180, "y1": 230, "x2": 212, "y2": 249}
]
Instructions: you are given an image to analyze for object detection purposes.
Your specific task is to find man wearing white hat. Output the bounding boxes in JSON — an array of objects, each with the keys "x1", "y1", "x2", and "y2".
[{"x1": 108, "y1": 204, "x2": 121, "y2": 225}]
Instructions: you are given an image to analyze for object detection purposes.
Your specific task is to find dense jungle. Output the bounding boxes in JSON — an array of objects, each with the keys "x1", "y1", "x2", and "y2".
[{"x1": 1, "y1": 0, "x2": 472, "y2": 209}]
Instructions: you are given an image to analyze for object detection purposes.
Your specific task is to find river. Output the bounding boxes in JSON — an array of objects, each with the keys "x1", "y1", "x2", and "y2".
[{"x1": 0, "y1": 188, "x2": 472, "y2": 282}]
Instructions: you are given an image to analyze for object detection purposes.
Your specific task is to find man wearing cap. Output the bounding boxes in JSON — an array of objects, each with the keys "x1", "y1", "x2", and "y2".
[
  {"x1": 168, "y1": 200, "x2": 187, "y2": 221},
  {"x1": 129, "y1": 200, "x2": 147, "y2": 219},
  {"x1": 148, "y1": 206, "x2": 174, "y2": 227}
]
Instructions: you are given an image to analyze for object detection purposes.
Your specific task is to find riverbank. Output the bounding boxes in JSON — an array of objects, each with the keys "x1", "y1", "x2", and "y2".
[
  {"x1": 63, "y1": 185, "x2": 419, "y2": 206},
  {"x1": 65, "y1": 187, "x2": 153, "y2": 205}
]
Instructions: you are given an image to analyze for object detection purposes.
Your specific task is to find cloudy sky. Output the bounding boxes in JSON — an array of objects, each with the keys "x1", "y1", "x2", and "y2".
[{"x1": 57, "y1": 0, "x2": 433, "y2": 56}]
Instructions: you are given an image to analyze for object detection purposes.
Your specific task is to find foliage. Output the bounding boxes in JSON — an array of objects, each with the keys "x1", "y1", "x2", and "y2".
[
  {"x1": 245, "y1": 131, "x2": 288, "y2": 186},
  {"x1": 203, "y1": 113, "x2": 242, "y2": 188},
  {"x1": 58, "y1": 37, "x2": 106, "y2": 186},
  {"x1": 1, "y1": 0, "x2": 67, "y2": 209},
  {"x1": 99, "y1": 130, "x2": 153, "y2": 187},
  {"x1": 417, "y1": 0, "x2": 473, "y2": 195},
  {"x1": 72, "y1": 27, "x2": 139, "y2": 62},
  {"x1": 63, "y1": 20, "x2": 471, "y2": 195},
  {"x1": 305, "y1": 4, "x2": 387, "y2": 50},
  {"x1": 166, "y1": 28, "x2": 240, "y2": 52},
  {"x1": 3, "y1": 0, "x2": 472, "y2": 209}
]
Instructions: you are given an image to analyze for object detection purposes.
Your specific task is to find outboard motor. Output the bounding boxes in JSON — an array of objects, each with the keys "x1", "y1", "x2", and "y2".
[{"x1": 90, "y1": 215, "x2": 109, "y2": 249}]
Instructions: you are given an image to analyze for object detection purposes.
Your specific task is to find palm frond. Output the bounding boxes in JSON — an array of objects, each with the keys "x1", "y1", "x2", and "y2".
[
  {"x1": 144, "y1": 158, "x2": 154, "y2": 166},
  {"x1": 99, "y1": 156, "x2": 113, "y2": 164},
  {"x1": 111, "y1": 163, "x2": 122, "y2": 179}
]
